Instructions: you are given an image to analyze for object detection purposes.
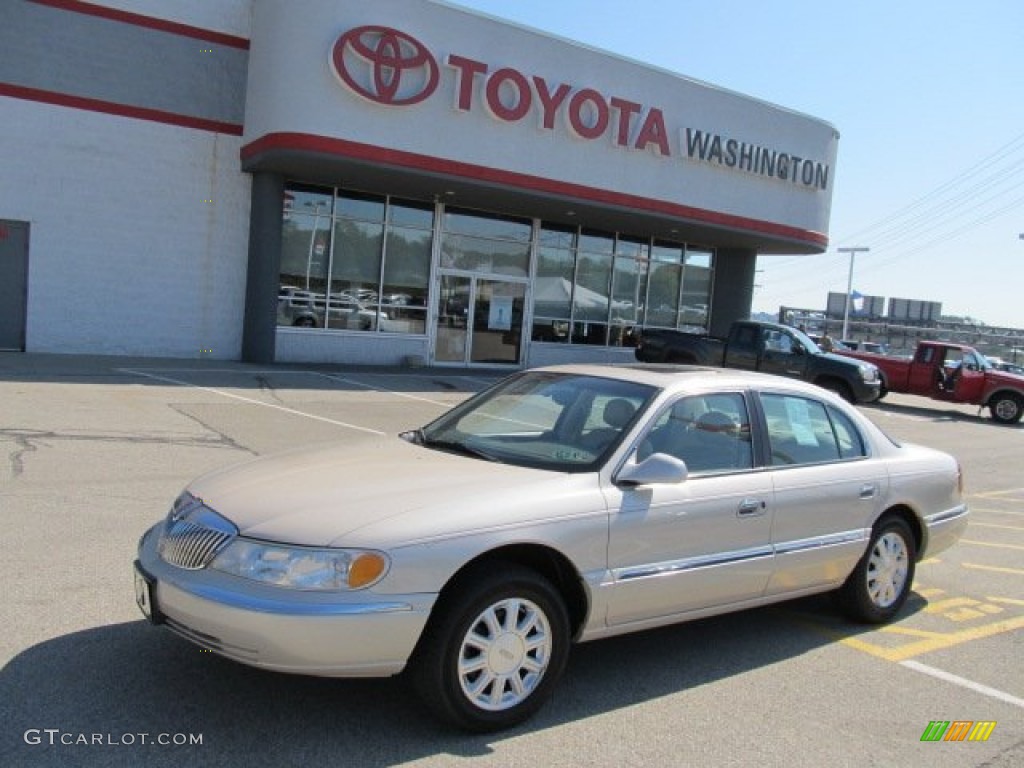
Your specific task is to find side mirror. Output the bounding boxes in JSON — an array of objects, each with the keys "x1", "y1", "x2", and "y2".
[{"x1": 616, "y1": 453, "x2": 689, "y2": 487}]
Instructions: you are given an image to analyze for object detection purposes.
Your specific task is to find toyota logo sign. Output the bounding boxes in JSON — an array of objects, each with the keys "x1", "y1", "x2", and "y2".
[{"x1": 331, "y1": 25, "x2": 439, "y2": 106}]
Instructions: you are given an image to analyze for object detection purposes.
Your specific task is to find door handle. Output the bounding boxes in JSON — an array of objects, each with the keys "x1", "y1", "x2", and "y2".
[
  {"x1": 859, "y1": 484, "x2": 877, "y2": 499},
  {"x1": 737, "y1": 498, "x2": 767, "y2": 517}
]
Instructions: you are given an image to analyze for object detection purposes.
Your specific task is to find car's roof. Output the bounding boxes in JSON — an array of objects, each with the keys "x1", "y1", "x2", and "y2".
[{"x1": 531, "y1": 363, "x2": 833, "y2": 398}]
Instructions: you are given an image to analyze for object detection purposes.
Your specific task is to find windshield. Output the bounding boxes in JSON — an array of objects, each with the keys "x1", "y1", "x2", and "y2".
[{"x1": 415, "y1": 371, "x2": 657, "y2": 472}]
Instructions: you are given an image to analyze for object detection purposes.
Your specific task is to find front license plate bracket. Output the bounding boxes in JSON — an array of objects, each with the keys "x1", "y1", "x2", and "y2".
[{"x1": 134, "y1": 560, "x2": 164, "y2": 625}]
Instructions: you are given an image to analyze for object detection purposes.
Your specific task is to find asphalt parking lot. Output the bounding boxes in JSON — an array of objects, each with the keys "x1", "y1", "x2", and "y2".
[{"x1": 1, "y1": 353, "x2": 1021, "y2": 767}]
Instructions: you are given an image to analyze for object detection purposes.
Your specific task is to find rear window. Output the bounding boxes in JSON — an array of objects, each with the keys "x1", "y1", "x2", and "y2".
[{"x1": 760, "y1": 394, "x2": 866, "y2": 466}]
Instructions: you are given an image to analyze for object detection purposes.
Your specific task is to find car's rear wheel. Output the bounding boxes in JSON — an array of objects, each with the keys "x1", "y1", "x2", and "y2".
[
  {"x1": 410, "y1": 562, "x2": 570, "y2": 732},
  {"x1": 838, "y1": 517, "x2": 916, "y2": 623}
]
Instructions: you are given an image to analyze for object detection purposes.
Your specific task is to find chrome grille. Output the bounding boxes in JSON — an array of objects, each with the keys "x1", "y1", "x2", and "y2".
[{"x1": 158, "y1": 499, "x2": 237, "y2": 570}]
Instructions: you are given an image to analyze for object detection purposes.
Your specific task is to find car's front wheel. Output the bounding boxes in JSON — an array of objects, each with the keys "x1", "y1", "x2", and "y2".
[
  {"x1": 838, "y1": 517, "x2": 916, "y2": 623},
  {"x1": 990, "y1": 392, "x2": 1023, "y2": 424},
  {"x1": 410, "y1": 562, "x2": 570, "y2": 732}
]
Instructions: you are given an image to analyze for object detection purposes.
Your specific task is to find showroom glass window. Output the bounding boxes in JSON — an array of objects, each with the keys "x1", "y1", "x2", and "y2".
[
  {"x1": 609, "y1": 236, "x2": 648, "y2": 347},
  {"x1": 440, "y1": 208, "x2": 531, "y2": 276},
  {"x1": 574, "y1": 231, "x2": 615, "y2": 345},
  {"x1": 278, "y1": 185, "x2": 333, "y2": 328},
  {"x1": 277, "y1": 185, "x2": 433, "y2": 334},
  {"x1": 645, "y1": 242, "x2": 684, "y2": 329},
  {"x1": 381, "y1": 200, "x2": 432, "y2": 333},
  {"x1": 531, "y1": 224, "x2": 576, "y2": 343},
  {"x1": 681, "y1": 247, "x2": 713, "y2": 332},
  {"x1": 530, "y1": 225, "x2": 713, "y2": 346}
]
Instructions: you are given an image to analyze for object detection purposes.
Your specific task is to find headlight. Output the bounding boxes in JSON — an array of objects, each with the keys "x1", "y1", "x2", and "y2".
[
  {"x1": 210, "y1": 539, "x2": 389, "y2": 591},
  {"x1": 859, "y1": 364, "x2": 879, "y2": 382}
]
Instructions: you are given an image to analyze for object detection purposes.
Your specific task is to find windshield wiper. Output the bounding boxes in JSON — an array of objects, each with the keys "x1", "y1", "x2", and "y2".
[{"x1": 421, "y1": 437, "x2": 499, "y2": 462}]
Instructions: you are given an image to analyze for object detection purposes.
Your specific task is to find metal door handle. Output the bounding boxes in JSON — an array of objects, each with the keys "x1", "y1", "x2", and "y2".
[
  {"x1": 738, "y1": 498, "x2": 767, "y2": 516},
  {"x1": 859, "y1": 484, "x2": 877, "y2": 499}
]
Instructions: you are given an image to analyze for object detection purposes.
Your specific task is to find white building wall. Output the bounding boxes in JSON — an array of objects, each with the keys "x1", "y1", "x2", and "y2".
[
  {"x1": 275, "y1": 330, "x2": 429, "y2": 366},
  {"x1": 0, "y1": 98, "x2": 251, "y2": 358},
  {"x1": 525, "y1": 344, "x2": 636, "y2": 368}
]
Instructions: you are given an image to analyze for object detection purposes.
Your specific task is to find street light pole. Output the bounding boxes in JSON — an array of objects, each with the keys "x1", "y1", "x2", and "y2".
[{"x1": 838, "y1": 246, "x2": 869, "y2": 341}]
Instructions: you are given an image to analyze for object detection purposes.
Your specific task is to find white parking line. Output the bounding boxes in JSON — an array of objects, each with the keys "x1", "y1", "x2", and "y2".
[
  {"x1": 118, "y1": 368, "x2": 386, "y2": 436},
  {"x1": 901, "y1": 660, "x2": 1024, "y2": 709},
  {"x1": 113, "y1": 367, "x2": 485, "y2": 408},
  {"x1": 311, "y1": 373, "x2": 453, "y2": 407}
]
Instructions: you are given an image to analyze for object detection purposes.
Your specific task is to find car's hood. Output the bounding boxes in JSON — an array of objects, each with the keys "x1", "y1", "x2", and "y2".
[
  {"x1": 186, "y1": 437, "x2": 600, "y2": 547},
  {"x1": 823, "y1": 351, "x2": 874, "y2": 369},
  {"x1": 987, "y1": 369, "x2": 1024, "y2": 386}
]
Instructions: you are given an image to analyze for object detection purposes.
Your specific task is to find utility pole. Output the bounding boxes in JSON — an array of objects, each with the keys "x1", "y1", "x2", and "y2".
[{"x1": 838, "y1": 246, "x2": 869, "y2": 341}]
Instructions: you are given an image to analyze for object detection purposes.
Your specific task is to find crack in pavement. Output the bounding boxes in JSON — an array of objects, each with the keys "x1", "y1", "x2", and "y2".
[
  {"x1": 8, "y1": 434, "x2": 37, "y2": 478},
  {"x1": 168, "y1": 405, "x2": 259, "y2": 457},
  {"x1": 0, "y1": 426, "x2": 248, "y2": 479},
  {"x1": 254, "y1": 375, "x2": 286, "y2": 405}
]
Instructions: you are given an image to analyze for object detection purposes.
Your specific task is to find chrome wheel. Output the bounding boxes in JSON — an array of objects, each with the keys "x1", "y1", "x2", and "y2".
[
  {"x1": 865, "y1": 532, "x2": 909, "y2": 608},
  {"x1": 838, "y1": 517, "x2": 916, "y2": 623},
  {"x1": 410, "y1": 562, "x2": 570, "y2": 731},
  {"x1": 458, "y1": 597, "x2": 553, "y2": 712},
  {"x1": 991, "y1": 394, "x2": 1023, "y2": 424}
]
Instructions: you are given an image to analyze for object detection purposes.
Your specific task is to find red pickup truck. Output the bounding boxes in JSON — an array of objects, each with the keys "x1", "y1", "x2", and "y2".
[{"x1": 839, "y1": 341, "x2": 1024, "y2": 424}]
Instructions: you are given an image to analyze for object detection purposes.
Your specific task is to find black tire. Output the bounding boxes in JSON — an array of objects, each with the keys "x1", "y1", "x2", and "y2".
[
  {"x1": 989, "y1": 393, "x2": 1023, "y2": 424},
  {"x1": 818, "y1": 378, "x2": 855, "y2": 403},
  {"x1": 838, "y1": 517, "x2": 916, "y2": 624},
  {"x1": 410, "y1": 562, "x2": 570, "y2": 732}
]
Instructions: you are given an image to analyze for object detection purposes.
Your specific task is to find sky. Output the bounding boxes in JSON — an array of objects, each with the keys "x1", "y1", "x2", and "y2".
[{"x1": 450, "y1": 0, "x2": 1024, "y2": 328}]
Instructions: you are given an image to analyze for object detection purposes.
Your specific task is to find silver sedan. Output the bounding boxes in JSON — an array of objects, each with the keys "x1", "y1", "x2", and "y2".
[{"x1": 134, "y1": 365, "x2": 968, "y2": 731}]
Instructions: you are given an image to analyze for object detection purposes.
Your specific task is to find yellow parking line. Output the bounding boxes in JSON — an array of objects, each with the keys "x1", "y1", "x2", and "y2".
[
  {"x1": 989, "y1": 597, "x2": 1024, "y2": 607},
  {"x1": 959, "y1": 539, "x2": 1024, "y2": 551},
  {"x1": 973, "y1": 488, "x2": 1024, "y2": 499},
  {"x1": 882, "y1": 626, "x2": 946, "y2": 639},
  {"x1": 839, "y1": 616, "x2": 1024, "y2": 662},
  {"x1": 922, "y1": 597, "x2": 982, "y2": 613},
  {"x1": 968, "y1": 508, "x2": 1024, "y2": 517},
  {"x1": 962, "y1": 562, "x2": 1024, "y2": 576}
]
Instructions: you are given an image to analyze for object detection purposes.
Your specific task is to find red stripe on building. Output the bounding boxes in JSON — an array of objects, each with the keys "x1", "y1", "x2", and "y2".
[{"x1": 0, "y1": 82, "x2": 244, "y2": 136}]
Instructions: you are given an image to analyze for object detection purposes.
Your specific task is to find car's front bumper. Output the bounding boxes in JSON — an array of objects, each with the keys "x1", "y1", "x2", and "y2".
[
  {"x1": 851, "y1": 378, "x2": 882, "y2": 403},
  {"x1": 135, "y1": 524, "x2": 435, "y2": 677}
]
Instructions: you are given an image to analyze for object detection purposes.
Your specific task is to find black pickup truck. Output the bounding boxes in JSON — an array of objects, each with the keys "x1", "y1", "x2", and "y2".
[{"x1": 635, "y1": 320, "x2": 882, "y2": 403}]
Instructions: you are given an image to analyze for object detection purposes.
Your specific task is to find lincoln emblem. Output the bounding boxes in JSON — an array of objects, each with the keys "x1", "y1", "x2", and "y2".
[{"x1": 331, "y1": 26, "x2": 439, "y2": 106}]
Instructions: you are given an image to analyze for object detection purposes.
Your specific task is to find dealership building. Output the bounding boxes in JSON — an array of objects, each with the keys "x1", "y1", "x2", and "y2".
[{"x1": 0, "y1": 0, "x2": 838, "y2": 367}]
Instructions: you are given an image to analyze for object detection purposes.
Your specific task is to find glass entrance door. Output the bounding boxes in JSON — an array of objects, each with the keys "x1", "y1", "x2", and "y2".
[{"x1": 434, "y1": 274, "x2": 525, "y2": 365}]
